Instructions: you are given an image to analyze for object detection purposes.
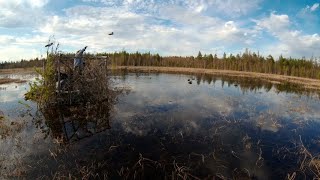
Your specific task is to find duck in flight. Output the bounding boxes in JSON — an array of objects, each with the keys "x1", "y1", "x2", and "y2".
[{"x1": 45, "y1": 42, "x2": 53, "y2": 47}]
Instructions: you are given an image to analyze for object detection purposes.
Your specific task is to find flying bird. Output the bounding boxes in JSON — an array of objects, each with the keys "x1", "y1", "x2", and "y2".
[
  {"x1": 45, "y1": 42, "x2": 53, "y2": 47},
  {"x1": 108, "y1": 32, "x2": 114, "y2": 35}
]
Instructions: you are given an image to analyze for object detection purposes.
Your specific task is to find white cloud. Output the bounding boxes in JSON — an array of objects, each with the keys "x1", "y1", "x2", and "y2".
[
  {"x1": 224, "y1": 21, "x2": 237, "y2": 30},
  {"x1": 35, "y1": 4, "x2": 257, "y2": 57},
  {"x1": 0, "y1": 0, "x2": 49, "y2": 28},
  {"x1": 255, "y1": 13, "x2": 290, "y2": 34},
  {"x1": 297, "y1": 3, "x2": 319, "y2": 29},
  {"x1": 310, "y1": 3, "x2": 319, "y2": 12},
  {"x1": 160, "y1": 5, "x2": 221, "y2": 27},
  {"x1": 204, "y1": 0, "x2": 262, "y2": 17},
  {"x1": 0, "y1": 0, "x2": 319, "y2": 62},
  {"x1": 0, "y1": 35, "x2": 16, "y2": 44},
  {"x1": 0, "y1": 0, "x2": 262, "y2": 61},
  {"x1": 299, "y1": 3, "x2": 319, "y2": 15},
  {"x1": 82, "y1": 0, "x2": 262, "y2": 17},
  {"x1": 0, "y1": 35, "x2": 47, "y2": 47},
  {"x1": 255, "y1": 12, "x2": 320, "y2": 58},
  {"x1": 28, "y1": 0, "x2": 49, "y2": 8},
  {"x1": 0, "y1": 46, "x2": 40, "y2": 61},
  {"x1": 0, "y1": 34, "x2": 48, "y2": 61}
]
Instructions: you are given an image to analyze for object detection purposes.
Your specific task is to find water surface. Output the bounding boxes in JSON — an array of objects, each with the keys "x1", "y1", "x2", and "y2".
[{"x1": 0, "y1": 72, "x2": 320, "y2": 179}]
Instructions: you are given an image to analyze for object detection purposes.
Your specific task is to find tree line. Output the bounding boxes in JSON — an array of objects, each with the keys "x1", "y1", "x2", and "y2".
[
  {"x1": 101, "y1": 49, "x2": 320, "y2": 79},
  {"x1": 1, "y1": 50, "x2": 320, "y2": 79},
  {"x1": 0, "y1": 58, "x2": 44, "y2": 69}
]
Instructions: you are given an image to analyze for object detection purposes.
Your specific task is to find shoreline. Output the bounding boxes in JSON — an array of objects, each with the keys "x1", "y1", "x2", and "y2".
[
  {"x1": 0, "y1": 68, "x2": 36, "y2": 75},
  {"x1": 0, "y1": 78, "x2": 27, "y2": 85},
  {"x1": 0, "y1": 68, "x2": 35, "y2": 85},
  {"x1": 1, "y1": 66, "x2": 320, "y2": 90},
  {"x1": 114, "y1": 66, "x2": 320, "y2": 90}
]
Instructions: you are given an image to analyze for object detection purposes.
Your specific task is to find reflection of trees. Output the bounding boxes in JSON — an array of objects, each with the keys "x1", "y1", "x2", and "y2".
[
  {"x1": 25, "y1": 71, "x2": 320, "y2": 179},
  {"x1": 39, "y1": 101, "x2": 112, "y2": 143},
  {"x1": 34, "y1": 63, "x2": 117, "y2": 142},
  {"x1": 194, "y1": 74, "x2": 319, "y2": 96},
  {"x1": 274, "y1": 82, "x2": 313, "y2": 96},
  {"x1": 113, "y1": 71, "x2": 319, "y2": 96}
]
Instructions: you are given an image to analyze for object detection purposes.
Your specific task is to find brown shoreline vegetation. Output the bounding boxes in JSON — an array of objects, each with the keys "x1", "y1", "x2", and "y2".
[
  {"x1": 0, "y1": 78, "x2": 27, "y2": 85},
  {"x1": 1, "y1": 66, "x2": 320, "y2": 90},
  {"x1": 0, "y1": 68, "x2": 35, "y2": 75},
  {"x1": 115, "y1": 66, "x2": 320, "y2": 90},
  {"x1": 0, "y1": 68, "x2": 34, "y2": 84}
]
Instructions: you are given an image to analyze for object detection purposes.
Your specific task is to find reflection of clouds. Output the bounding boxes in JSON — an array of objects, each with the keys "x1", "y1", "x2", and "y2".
[
  {"x1": 0, "y1": 116, "x2": 54, "y2": 177},
  {"x1": 0, "y1": 74, "x2": 38, "y2": 118},
  {"x1": 113, "y1": 73, "x2": 320, "y2": 135},
  {"x1": 179, "y1": 92, "x2": 233, "y2": 116},
  {"x1": 113, "y1": 75, "x2": 236, "y2": 136},
  {"x1": 260, "y1": 123, "x2": 281, "y2": 132},
  {"x1": 125, "y1": 74, "x2": 235, "y2": 114},
  {"x1": 255, "y1": 114, "x2": 281, "y2": 132},
  {"x1": 0, "y1": 74, "x2": 38, "y2": 103},
  {"x1": 0, "y1": 72, "x2": 319, "y2": 178},
  {"x1": 256, "y1": 90, "x2": 320, "y2": 122},
  {"x1": 0, "y1": 83, "x2": 29, "y2": 102},
  {"x1": 0, "y1": 73, "x2": 49, "y2": 176},
  {"x1": 115, "y1": 112, "x2": 204, "y2": 137}
]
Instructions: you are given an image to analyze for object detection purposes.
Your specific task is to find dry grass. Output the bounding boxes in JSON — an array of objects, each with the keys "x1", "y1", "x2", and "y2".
[
  {"x1": 0, "y1": 68, "x2": 35, "y2": 74},
  {"x1": 0, "y1": 78, "x2": 27, "y2": 85},
  {"x1": 0, "y1": 116, "x2": 25, "y2": 139},
  {"x1": 115, "y1": 66, "x2": 320, "y2": 90},
  {"x1": 297, "y1": 135, "x2": 320, "y2": 178}
]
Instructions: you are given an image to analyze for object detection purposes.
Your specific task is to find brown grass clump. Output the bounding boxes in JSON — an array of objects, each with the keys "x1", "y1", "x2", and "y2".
[
  {"x1": 0, "y1": 116, "x2": 25, "y2": 139},
  {"x1": 296, "y1": 135, "x2": 320, "y2": 178},
  {"x1": 0, "y1": 68, "x2": 35, "y2": 75},
  {"x1": 0, "y1": 78, "x2": 27, "y2": 85},
  {"x1": 310, "y1": 159, "x2": 320, "y2": 175}
]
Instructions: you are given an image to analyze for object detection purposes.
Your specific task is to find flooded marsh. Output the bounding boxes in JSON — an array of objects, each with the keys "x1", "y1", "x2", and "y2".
[{"x1": 0, "y1": 72, "x2": 320, "y2": 179}]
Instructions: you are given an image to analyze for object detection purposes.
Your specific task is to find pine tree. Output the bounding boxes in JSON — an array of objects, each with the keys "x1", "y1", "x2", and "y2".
[{"x1": 197, "y1": 51, "x2": 202, "y2": 60}]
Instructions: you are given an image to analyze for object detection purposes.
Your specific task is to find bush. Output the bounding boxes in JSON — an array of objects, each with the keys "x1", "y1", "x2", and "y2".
[{"x1": 25, "y1": 54, "x2": 56, "y2": 106}]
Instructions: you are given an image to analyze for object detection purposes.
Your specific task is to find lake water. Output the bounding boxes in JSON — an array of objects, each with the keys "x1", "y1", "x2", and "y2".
[{"x1": 0, "y1": 72, "x2": 320, "y2": 179}]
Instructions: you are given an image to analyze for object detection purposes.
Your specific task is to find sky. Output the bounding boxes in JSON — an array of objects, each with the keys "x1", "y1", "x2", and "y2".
[{"x1": 0, "y1": 0, "x2": 320, "y2": 62}]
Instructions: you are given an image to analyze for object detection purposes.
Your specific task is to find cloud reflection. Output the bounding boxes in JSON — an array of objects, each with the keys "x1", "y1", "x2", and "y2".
[{"x1": 113, "y1": 73, "x2": 320, "y2": 136}]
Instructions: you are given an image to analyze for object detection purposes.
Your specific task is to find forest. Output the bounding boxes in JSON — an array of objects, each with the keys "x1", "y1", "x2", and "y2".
[
  {"x1": 1, "y1": 49, "x2": 320, "y2": 79},
  {"x1": 0, "y1": 58, "x2": 43, "y2": 69}
]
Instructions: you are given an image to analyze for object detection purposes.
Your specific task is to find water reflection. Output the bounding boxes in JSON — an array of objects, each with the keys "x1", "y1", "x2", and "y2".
[
  {"x1": 0, "y1": 74, "x2": 38, "y2": 117},
  {"x1": 1, "y1": 72, "x2": 320, "y2": 179},
  {"x1": 36, "y1": 102, "x2": 111, "y2": 143},
  {"x1": 130, "y1": 71, "x2": 320, "y2": 96},
  {"x1": 0, "y1": 74, "x2": 43, "y2": 178},
  {"x1": 108, "y1": 72, "x2": 320, "y2": 179}
]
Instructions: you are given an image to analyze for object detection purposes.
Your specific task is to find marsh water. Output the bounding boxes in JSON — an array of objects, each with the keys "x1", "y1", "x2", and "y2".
[{"x1": 1, "y1": 71, "x2": 320, "y2": 179}]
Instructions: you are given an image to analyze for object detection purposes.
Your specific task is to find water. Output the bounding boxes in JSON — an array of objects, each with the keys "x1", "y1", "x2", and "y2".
[{"x1": 0, "y1": 72, "x2": 320, "y2": 179}]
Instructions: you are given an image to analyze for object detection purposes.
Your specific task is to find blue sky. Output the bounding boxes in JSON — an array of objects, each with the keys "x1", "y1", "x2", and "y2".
[{"x1": 0, "y1": 0, "x2": 319, "y2": 62}]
